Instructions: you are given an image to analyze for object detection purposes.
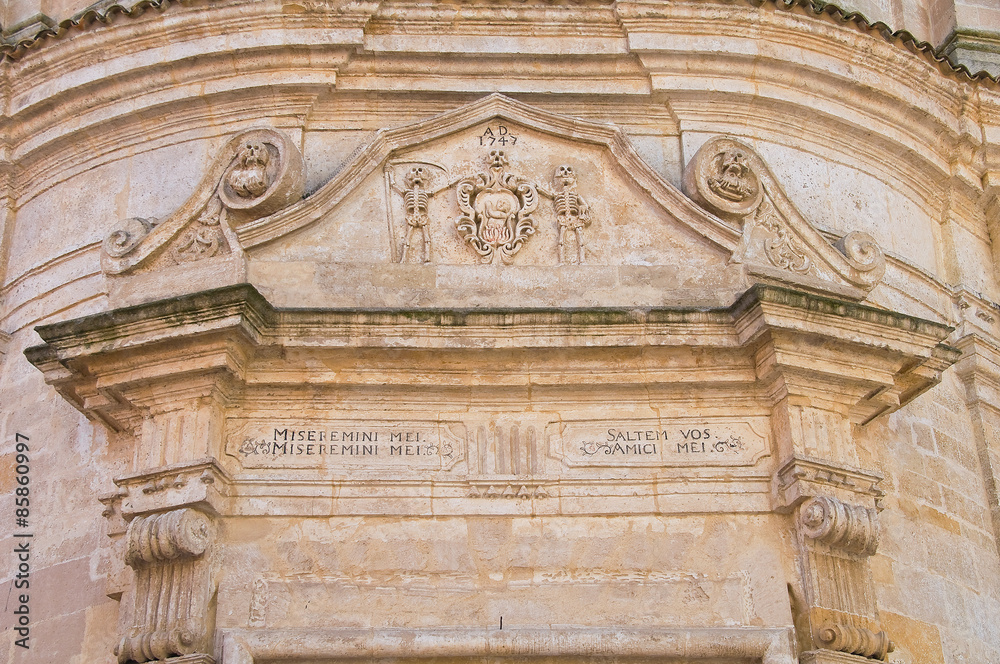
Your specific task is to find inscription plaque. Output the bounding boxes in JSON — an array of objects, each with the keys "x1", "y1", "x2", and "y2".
[
  {"x1": 554, "y1": 419, "x2": 769, "y2": 467},
  {"x1": 228, "y1": 420, "x2": 465, "y2": 470}
]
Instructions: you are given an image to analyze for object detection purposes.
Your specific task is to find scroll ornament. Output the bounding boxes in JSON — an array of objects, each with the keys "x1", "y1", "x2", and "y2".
[
  {"x1": 816, "y1": 622, "x2": 894, "y2": 660},
  {"x1": 799, "y1": 495, "x2": 880, "y2": 556},
  {"x1": 456, "y1": 150, "x2": 538, "y2": 264},
  {"x1": 683, "y1": 136, "x2": 886, "y2": 292},
  {"x1": 102, "y1": 128, "x2": 304, "y2": 273},
  {"x1": 116, "y1": 508, "x2": 215, "y2": 664}
]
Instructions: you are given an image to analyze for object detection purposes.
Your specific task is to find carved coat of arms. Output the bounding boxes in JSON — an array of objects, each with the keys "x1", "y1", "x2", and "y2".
[{"x1": 456, "y1": 150, "x2": 538, "y2": 263}]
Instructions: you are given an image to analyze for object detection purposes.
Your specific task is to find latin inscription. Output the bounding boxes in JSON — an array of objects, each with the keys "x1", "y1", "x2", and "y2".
[
  {"x1": 230, "y1": 421, "x2": 463, "y2": 470},
  {"x1": 563, "y1": 420, "x2": 767, "y2": 467}
]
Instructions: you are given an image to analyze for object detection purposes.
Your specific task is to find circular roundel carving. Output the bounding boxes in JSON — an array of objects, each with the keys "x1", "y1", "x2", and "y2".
[
  {"x1": 684, "y1": 137, "x2": 764, "y2": 218},
  {"x1": 218, "y1": 128, "x2": 304, "y2": 217}
]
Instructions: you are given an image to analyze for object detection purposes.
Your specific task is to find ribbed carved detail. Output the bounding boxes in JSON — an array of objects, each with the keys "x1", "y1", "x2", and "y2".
[
  {"x1": 125, "y1": 508, "x2": 211, "y2": 566},
  {"x1": 815, "y1": 622, "x2": 894, "y2": 660},
  {"x1": 116, "y1": 508, "x2": 215, "y2": 664},
  {"x1": 799, "y1": 495, "x2": 880, "y2": 556}
]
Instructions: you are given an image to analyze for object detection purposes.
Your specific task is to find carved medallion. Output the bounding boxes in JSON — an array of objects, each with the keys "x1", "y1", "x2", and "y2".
[
  {"x1": 456, "y1": 150, "x2": 538, "y2": 263},
  {"x1": 684, "y1": 139, "x2": 763, "y2": 218},
  {"x1": 226, "y1": 140, "x2": 272, "y2": 198},
  {"x1": 218, "y1": 129, "x2": 303, "y2": 216}
]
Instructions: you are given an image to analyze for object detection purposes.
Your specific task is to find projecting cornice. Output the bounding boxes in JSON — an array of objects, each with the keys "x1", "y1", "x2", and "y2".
[
  {"x1": 24, "y1": 282, "x2": 957, "y2": 432},
  {"x1": 1, "y1": 0, "x2": 996, "y2": 87}
]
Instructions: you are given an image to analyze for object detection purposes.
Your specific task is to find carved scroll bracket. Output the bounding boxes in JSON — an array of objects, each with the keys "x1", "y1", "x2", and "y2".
[
  {"x1": 799, "y1": 495, "x2": 880, "y2": 557},
  {"x1": 116, "y1": 507, "x2": 217, "y2": 664},
  {"x1": 793, "y1": 494, "x2": 892, "y2": 661},
  {"x1": 102, "y1": 128, "x2": 304, "y2": 275},
  {"x1": 683, "y1": 136, "x2": 886, "y2": 300}
]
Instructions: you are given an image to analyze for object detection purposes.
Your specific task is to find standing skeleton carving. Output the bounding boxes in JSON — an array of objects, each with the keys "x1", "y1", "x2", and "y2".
[
  {"x1": 400, "y1": 166, "x2": 432, "y2": 263},
  {"x1": 553, "y1": 165, "x2": 590, "y2": 264}
]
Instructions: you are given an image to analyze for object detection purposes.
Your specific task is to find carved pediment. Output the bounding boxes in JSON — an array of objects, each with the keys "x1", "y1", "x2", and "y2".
[{"x1": 103, "y1": 94, "x2": 885, "y2": 308}]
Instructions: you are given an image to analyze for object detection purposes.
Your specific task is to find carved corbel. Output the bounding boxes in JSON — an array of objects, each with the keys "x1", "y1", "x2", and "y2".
[
  {"x1": 115, "y1": 508, "x2": 217, "y2": 664},
  {"x1": 795, "y1": 495, "x2": 893, "y2": 662},
  {"x1": 813, "y1": 622, "x2": 893, "y2": 661},
  {"x1": 102, "y1": 128, "x2": 304, "y2": 275},
  {"x1": 683, "y1": 137, "x2": 885, "y2": 300},
  {"x1": 799, "y1": 495, "x2": 879, "y2": 557}
]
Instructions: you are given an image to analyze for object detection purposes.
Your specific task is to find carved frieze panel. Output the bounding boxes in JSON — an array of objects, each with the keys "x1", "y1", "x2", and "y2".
[
  {"x1": 552, "y1": 418, "x2": 769, "y2": 468},
  {"x1": 381, "y1": 141, "x2": 599, "y2": 268},
  {"x1": 229, "y1": 418, "x2": 466, "y2": 471}
]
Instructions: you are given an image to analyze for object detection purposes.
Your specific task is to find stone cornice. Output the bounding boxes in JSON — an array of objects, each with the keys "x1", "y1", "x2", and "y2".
[
  {"x1": 1, "y1": 0, "x2": 996, "y2": 88},
  {"x1": 24, "y1": 283, "x2": 958, "y2": 431}
]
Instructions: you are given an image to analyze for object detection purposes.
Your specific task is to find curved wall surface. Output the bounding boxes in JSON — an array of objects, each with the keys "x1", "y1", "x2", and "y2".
[{"x1": 2, "y1": 2, "x2": 1000, "y2": 664}]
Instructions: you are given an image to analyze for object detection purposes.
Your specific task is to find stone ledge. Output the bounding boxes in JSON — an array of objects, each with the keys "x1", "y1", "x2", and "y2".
[{"x1": 218, "y1": 626, "x2": 797, "y2": 663}]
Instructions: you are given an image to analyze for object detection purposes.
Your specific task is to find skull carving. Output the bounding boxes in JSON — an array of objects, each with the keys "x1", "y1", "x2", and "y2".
[{"x1": 227, "y1": 141, "x2": 271, "y2": 198}]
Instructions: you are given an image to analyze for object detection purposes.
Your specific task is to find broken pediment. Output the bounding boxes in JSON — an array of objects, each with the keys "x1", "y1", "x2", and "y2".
[{"x1": 102, "y1": 94, "x2": 885, "y2": 308}]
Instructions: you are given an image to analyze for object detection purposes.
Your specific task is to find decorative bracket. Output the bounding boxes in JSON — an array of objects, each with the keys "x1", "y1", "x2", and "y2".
[
  {"x1": 684, "y1": 136, "x2": 886, "y2": 300},
  {"x1": 102, "y1": 128, "x2": 304, "y2": 275},
  {"x1": 116, "y1": 508, "x2": 217, "y2": 664}
]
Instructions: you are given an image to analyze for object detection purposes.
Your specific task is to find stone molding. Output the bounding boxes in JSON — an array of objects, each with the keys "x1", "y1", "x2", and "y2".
[
  {"x1": 4, "y1": 0, "x2": 996, "y2": 91},
  {"x1": 953, "y1": 333, "x2": 1000, "y2": 558},
  {"x1": 217, "y1": 626, "x2": 797, "y2": 664},
  {"x1": 24, "y1": 283, "x2": 956, "y2": 519},
  {"x1": 774, "y1": 455, "x2": 885, "y2": 512},
  {"x1": 110, "y1": 458, "x2": 233, "y2": 519},
  {"x1": 3, "y1": 0, "x2": 991, "y2": 220}
]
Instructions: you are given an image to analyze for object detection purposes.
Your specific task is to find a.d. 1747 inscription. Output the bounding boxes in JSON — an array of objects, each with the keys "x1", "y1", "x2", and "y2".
[{"x1": 558, "y1": 420, "x2": 768, "y2": 467}]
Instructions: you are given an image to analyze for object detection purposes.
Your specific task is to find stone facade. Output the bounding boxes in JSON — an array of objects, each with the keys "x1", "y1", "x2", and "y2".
[{"x1": 2, "y1": 2, "x2": 1000, "y2": 664}]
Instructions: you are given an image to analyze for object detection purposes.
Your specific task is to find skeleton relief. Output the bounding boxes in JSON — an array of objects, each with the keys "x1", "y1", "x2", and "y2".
[
  {"x1": 553, "y1": 164, "x2": 591, "y2": 264},
  {"x1": 400, "y1": 166, "x2": 432, "y2": 263}
]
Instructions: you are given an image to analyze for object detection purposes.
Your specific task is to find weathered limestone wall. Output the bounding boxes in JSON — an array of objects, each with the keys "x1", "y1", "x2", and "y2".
[{"x1": 1, "y1": 2, "x2": 1000, "y2": 664}]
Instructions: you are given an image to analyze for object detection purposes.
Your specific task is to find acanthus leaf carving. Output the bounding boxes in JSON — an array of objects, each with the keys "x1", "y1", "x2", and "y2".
[
  {"x1": 755, "y1": 198, "x2": 811, "y2": 274},
  {"x1": 169, "y1": 195, "x2": 225, "y2": 264}
]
